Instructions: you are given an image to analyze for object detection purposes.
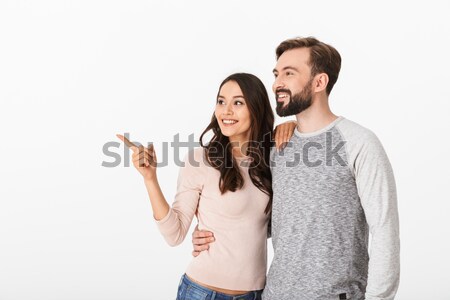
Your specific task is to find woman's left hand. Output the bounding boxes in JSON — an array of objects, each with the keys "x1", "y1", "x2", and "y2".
[{"x1": 274, "y1": 121, "x2": 297, "y2": 151}]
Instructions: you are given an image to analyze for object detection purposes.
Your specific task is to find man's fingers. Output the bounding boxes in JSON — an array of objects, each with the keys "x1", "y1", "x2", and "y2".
[
  {"x1": 192, "y1": 230, "x2": 214, "y2": 239},
  {"x1": 193, "y1": 237, "x2": 215, "y2": 245},
  {"x1": 193, "y1": 244, "x2": 210, "y2": 251},
  {"x1": 192, "y1": 225, "x2": 199, "y2": 238}
]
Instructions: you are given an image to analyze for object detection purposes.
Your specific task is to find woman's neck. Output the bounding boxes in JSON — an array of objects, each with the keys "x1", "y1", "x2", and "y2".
[{"x1": 228, "y1": 135, "x2": 249, "y2": 158}]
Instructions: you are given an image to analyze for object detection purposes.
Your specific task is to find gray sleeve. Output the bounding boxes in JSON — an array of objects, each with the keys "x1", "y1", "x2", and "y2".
[{"x1": 337, "y1": 121, "x2": 400, "y2": 300}]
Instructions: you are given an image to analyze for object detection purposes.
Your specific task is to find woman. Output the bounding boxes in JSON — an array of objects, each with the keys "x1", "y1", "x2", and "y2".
[{"x1": 117, "y1": 73, "x2": 295, "y2": 300}]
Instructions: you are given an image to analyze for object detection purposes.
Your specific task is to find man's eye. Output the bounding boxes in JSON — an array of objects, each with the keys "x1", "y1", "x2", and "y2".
[
  {"x1": 273, "y1": 74, "x2": 278, "y2": 78},
  {"x1": 286, "y1": 72, "x2": 293, "y2": 76}
]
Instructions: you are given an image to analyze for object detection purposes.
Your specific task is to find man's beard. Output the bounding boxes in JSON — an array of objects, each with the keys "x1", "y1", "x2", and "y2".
[{"x1": 276, "y1": 79, "x2": 313, "y2": 117}]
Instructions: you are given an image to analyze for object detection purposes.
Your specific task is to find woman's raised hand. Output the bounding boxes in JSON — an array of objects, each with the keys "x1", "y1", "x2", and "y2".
[{"x1": 116, "y1": 134, "x2": 157, "y2": 181}]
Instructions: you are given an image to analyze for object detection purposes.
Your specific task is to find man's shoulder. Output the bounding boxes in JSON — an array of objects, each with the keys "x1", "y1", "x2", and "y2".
[
  {"x1": 336, "y1": 117, "x2": 380, "y2": 145},
  {"x1": 336, "y1": 117, "x2": 375, "y2": 138},
  {"x1": 336, "y1": 117, "x2": 388, "y2": 166}
]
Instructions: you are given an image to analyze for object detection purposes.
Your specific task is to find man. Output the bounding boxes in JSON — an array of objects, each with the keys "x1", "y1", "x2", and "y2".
[{"x1": 192, "y1": 37, "x2": 400, "y2": 300}]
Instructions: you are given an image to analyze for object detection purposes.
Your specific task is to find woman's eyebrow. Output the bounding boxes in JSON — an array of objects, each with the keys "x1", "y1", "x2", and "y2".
[{"x1": 217, "y1": 95, "x2": 245, "y2": 99}]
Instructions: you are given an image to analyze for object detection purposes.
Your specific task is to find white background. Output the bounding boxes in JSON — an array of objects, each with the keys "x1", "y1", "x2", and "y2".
[{"x1": 1, "y1": 0, "x2": 449, "y2": 299}]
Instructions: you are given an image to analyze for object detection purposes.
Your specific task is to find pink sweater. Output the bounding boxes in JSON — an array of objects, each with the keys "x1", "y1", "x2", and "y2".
[{"x1": 155, "y1": 147, "x2": 270, "y2": 291}]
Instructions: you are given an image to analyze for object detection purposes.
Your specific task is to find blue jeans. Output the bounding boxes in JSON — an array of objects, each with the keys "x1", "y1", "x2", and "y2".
[{"x1": 176, "y1": 274, "x2": 263, "y2": 300}]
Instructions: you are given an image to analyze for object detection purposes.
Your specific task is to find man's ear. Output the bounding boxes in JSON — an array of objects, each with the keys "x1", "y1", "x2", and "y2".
[{"x1": 313, "y1": 73, "x2": 329, "y2": 93}]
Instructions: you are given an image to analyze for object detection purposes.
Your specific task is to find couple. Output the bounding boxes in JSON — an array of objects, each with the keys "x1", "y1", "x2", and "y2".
[{"x1": 119, "y1": 37, "x2": 400, "y2": 300}]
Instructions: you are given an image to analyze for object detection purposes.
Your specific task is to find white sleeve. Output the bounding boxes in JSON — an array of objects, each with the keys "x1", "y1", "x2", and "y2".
[{"x1": 338, "y1": 121, "x2": 400, "y2": 300}]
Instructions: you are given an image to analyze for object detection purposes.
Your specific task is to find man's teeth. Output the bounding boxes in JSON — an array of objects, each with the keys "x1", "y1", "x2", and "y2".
[
  {"x1": 278, "y1": 94, "x2": 288, "y2": 99},
  {"x1": 223, "y1": 120, "x2": 237, "y2": 124}
]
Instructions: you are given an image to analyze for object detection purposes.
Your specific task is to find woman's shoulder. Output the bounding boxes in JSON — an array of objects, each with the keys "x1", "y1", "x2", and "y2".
[{"x1": 183, "y1": 147, "x2": 209, "y2": 169}]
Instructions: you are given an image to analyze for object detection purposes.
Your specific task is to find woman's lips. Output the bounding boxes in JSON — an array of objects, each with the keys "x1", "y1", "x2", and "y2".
[{"x1": 222, "y1": 119, "x2": 238, "y2": 126}]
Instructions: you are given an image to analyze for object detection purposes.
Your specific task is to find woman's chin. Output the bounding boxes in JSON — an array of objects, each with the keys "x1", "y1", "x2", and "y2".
[{"x1": 219, "y1": 129, "x2": 233, "y2": 137}]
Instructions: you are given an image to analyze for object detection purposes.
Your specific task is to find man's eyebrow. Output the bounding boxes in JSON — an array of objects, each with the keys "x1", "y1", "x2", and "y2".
[
  {"x1": 283, "y1": 66, "x2": 299, "y2": 72},
  {"x1": 273, "y1": 66, "x2": 299, "y2": 73}
]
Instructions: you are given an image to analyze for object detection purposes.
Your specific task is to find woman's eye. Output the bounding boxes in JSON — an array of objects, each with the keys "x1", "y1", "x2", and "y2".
[
  {"x1": 217, "y1": 100, "x2": 225, "y2": 105},
  {"x1": 235, "y1": 100, "x2": 244, "y2": 105}
]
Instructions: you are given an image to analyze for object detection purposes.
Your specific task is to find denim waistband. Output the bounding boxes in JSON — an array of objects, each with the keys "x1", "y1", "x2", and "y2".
[{"x1": 180, "y1": 274, "x2": 262, "y2": 300}]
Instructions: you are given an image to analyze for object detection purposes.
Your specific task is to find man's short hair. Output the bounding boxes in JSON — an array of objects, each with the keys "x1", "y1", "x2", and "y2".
[{"x1": 276, "y1": 37, "x2": 341, "y2": 95}]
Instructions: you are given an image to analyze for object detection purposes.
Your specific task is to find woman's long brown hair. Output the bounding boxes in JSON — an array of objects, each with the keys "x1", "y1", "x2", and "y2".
[{"x1": 199, "y1": 73, "x2": 274, "y2": 214}]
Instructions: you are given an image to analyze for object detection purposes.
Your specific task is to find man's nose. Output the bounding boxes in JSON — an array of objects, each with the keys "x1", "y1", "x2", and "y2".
[{"x1": 273, "y1": 77, "x2": 285, "y2": 91}]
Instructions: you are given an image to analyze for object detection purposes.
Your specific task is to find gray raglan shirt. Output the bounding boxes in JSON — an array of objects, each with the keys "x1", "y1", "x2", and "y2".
[{"x1": 263, "y1": 117, "x2": 400, "y2": 300}]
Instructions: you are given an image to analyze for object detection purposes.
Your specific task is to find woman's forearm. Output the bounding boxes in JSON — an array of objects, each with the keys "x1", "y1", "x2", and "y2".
[{"x1": 143, "y1": 178, "x2": 170, "y2": 221}]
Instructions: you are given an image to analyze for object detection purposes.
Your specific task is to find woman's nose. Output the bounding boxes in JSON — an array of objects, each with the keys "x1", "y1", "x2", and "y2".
[{"x1": 224, "y1": 104, "x2": 234, "y2": 115}]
